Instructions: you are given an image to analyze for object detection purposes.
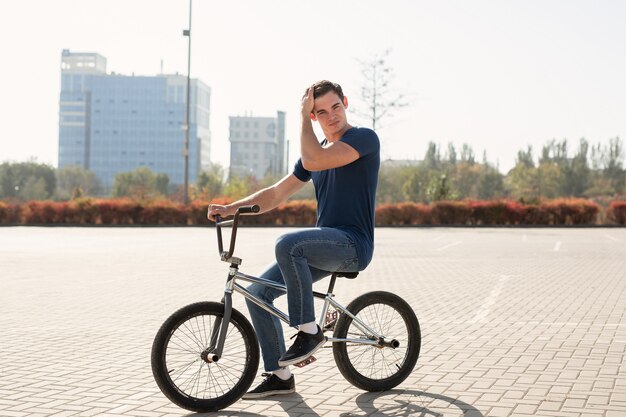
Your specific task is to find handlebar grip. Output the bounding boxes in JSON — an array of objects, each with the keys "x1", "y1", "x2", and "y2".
[{"x1": 238, "y1": 205, "x2": 260, "y2": 214}]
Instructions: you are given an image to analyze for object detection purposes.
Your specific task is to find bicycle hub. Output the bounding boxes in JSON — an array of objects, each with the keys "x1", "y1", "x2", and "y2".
[
  {"x1": 201, "y1": 350, "x2": 220, "y2": 363},
  {"x1": 379, "y1": 338, "x2": 400, "y2": 349}
]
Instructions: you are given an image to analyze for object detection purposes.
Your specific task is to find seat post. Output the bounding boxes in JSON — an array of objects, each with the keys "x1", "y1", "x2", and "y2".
[{"x1": 327, "y1": 273, "x2": 338, "y2": 294}]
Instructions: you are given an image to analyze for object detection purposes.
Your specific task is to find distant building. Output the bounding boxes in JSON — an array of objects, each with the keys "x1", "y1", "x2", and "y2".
[
  {"x1": 229, "y1": 112, "x2": 287, "y2": 179},
  {"x1": 58, "y1": 49, "x2": 211, "y2": 188}
]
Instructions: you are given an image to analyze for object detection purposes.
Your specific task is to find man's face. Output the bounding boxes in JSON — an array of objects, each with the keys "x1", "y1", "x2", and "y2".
[{"x1": 311, "y1": 91, "x2": 349, "y2": 136}]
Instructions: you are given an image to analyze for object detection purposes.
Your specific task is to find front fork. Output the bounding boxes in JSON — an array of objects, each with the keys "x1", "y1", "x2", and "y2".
[{"x1": 203, "y1": 267, "x2": 237, "y2": 362}]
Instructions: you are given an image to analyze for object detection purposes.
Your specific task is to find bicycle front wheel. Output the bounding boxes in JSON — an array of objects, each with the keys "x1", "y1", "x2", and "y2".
[
  {"x1": 332, "y1": 291, "x2": 420, "y2": 391},
  {"x1": 151, "y1": 302, "x2": 259, "y2": 412}
]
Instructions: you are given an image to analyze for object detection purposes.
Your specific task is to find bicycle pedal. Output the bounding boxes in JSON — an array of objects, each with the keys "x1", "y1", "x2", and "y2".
[{"x1": 293, "y1": 355, "x2": 317, "y2": 368}]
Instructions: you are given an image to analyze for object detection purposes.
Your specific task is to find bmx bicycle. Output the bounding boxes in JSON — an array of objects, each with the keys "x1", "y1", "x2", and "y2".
[{"x1": 151, "y1": 205, "x2": 421, "y2": 412}]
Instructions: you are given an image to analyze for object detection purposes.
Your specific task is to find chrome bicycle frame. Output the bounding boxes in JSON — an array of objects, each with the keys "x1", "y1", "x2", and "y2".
[{"x1": 210, "y1": 206, "x2": 388, "y2": 360}]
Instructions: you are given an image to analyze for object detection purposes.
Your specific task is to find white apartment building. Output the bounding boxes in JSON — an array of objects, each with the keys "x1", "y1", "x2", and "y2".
[{"x1": 229, "y1": 111, "x2": 287, "y2": 179}]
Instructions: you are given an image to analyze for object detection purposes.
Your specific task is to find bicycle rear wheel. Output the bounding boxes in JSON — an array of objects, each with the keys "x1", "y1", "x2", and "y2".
[
  {"x1": 151, "y1": 302, "x2": 259, "y2": 412},
  {"x1": 332, "y1": 291, "x2": 420, "y2": 391}
]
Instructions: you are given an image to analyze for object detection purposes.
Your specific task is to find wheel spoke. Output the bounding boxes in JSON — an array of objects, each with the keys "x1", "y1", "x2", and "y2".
[
  {"x1": 168, "y1": 335, "x2": 201, "y2": 356},
  {"x1": 175, "y1": 359, "x2": 203, "y2": 393},
  {"x1": 182, "y1": 320, "x2": 205, "y2": 351},
  {"x1": 169, "y1": 357, "x2": 202, "y2": 381}
]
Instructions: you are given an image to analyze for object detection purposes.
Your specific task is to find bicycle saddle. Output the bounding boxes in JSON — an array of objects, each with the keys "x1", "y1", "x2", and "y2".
[{"x1": 334, "y1": 272, "x2": 359, "y2": 279}]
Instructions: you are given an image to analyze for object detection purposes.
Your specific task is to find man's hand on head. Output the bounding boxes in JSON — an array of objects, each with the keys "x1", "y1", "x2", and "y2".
[{"x1": 301, "y1": 86, "x2": 315, "y2": 118}]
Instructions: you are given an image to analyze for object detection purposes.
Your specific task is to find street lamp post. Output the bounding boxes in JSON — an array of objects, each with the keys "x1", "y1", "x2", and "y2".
[{"x1": 182, "y1": 0, "x2": 192, "y2": 205}]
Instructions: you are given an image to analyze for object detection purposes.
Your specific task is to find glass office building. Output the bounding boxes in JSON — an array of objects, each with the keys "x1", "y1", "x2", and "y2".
[{"x1": 58, "y1": 49, "x2": 211, "y2": 189}]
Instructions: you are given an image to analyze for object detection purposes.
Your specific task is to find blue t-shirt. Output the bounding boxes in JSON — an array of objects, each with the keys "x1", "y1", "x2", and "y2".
[{"x1": 293, "y1": 127, "x2": 380, "y2": 270}]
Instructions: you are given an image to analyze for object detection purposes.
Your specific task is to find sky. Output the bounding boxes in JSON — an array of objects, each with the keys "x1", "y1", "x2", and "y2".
[{"x1": 1, "y1": 0, "x2": 625, "y2": 174}]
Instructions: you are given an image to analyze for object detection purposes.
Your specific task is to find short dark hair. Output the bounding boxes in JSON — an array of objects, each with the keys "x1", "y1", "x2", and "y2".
[{"x1": 309, "y1": 80, "x2": 345, "y2": 102}]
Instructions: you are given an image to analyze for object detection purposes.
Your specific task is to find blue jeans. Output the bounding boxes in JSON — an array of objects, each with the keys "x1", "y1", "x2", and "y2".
[{"x1": 245, "y1": 227, "x2": 359, "y2": 371}]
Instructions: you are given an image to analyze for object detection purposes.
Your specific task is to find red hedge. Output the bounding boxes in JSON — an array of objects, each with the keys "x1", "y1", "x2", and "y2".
[
  {"x1": 607, "y1": 201, "x2": 626, "y2": 225},
  {"x1": 540, "y1": 199, "x2": 600, "y2": 225},
  {"x1": 0, "y1": 201, "x2": 20, "y2": 224},
  {"x1": 431, "y1": 201, "x2": 473, "y2": 225},
  {"x1": 376, "y1": 202, "x2": 431, "y2": 225},
  {"x1": 0, "y1": 198, "x2": 615, "y2": 226}
]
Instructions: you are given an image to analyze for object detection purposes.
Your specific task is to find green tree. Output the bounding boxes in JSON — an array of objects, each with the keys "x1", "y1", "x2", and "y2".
[
  {"x1": 377, "y1": 162, "x2": 414, "y2": 204},
  {"x1": 478, "y1": 165, "x2": 505, "y2": 200},
  {"x1": 0, "y1": 163, "x2": 17, "y2": 198},
  {"x1": 155, "y1": 173, "x2": 170, "y2": 196},
  {"x1": 536, "y1": 161, "x2": 563, "y2": 199},
  {"x1": 401, "y1": 166, "x2": 428, "y2": 202},
  {"x1": 506, "y1": 147, "x2": 538, "y2": 202},
  {"x1": 223, "y1": 174, "x2": 260, "y2": 201},
  {"x1": 586, "y1": 137, "x2": 625, "y2": 196},
  {"x1": 0, "y1": 161, "x2": 56, "y2": 200},
  {"x1": 397, "y1": 142, "x2": 501, "y2": 203},
  {"x1": 426, "y1": 173, "x2": 456, "y2": 202},
  {"x1": 452, "y1": 162, "x2": 481, "y2": 199},
  {"x1": 56, "y1": 165, "x2": 101, "y2": 200},
  {"x1": 196, "y1": 164, "x2": 225, "y2": 200},
  {"x1": 563, "y1": 138, "x2": 591, "y2": 196},
  {"x1": 260, "y1": 172, "x2": 282, "y2": 189},
  {"x1": 460, "y1": 143, "x2": 475, "y2": 165},
  {"x1": 506, "y1": 164, "x2": 537, "y2": 202},
  {"x1": 516, "y1": 146, "x2": 535, "y2": 168},
  {"x1": 21, "y1": 177, "x2": 48, "y2": 200},
  {"x1": 447, "y1": 143, "x2": 457, "y2": 165},
  {"x1": 111, "y1": 167, "x2": 169, "y2": 200},
  {"x1": 603, "y1": 137, "x2": 624, "y2": 193},
  {"x1": 423, "y1": 142, "x2": 440, "y2": 170},
  {"x1": 401, "y1": 166, "x2": 457, "y2": 203},
  {"x1": 535, "y1": 139, "x2": 567, "y2": 198}
]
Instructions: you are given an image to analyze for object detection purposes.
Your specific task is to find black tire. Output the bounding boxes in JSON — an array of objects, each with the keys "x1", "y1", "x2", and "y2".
[
  {"x1": 332, "y1": 291, "x2": 420, "y2": 391},
  {"x1": 151, "y1": 302, "x2": 259, "y2": 412}
]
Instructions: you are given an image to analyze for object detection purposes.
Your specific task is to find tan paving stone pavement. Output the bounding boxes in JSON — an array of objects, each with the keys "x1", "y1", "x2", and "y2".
[{"x1": 1, "y1": 226, "x2": 625, "y2": 416}]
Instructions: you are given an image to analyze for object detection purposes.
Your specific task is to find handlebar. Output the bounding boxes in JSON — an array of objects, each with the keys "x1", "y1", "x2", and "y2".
[{"x1": 215, "y1": 205, "x2": 260, "y2": 262}]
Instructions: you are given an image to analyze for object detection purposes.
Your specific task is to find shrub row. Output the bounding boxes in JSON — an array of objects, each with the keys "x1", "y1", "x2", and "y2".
[
  {"x1": 375, "y1": 199, "x2": 603, "y2": 225},
  {"x1": 1, "y1": 198, "x2": 623, "y2": 226},
  {"x1": 608, "y1": 201, "x2": 626, "y2": 225},
  {"x1": 0, "y1": 199, "x2": 317, "y2": 226},
  {"x1": 0, "y1": 199, "x2": 190, "y2": 225}
]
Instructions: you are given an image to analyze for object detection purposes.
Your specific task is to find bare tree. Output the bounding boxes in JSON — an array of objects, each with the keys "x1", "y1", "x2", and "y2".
[{"x1": 356, "y1": 49, "x2": 409, "y2": 131}]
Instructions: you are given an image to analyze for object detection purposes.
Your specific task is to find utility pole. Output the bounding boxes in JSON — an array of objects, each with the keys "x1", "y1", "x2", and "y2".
[{"x1": 182, "y1": 0, "x2": 192, "y2": 204}]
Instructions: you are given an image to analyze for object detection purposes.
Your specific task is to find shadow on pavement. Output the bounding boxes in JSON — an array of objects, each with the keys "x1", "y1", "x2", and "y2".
[
  {"x1": 340, "y1": 390, "x2": 485, "y2": 417},
  {"x1": 186, "y1": 393, "x2": 318, "y2": 417},
  {"x1": 184, "y1": 390, "x2": 483, "y2": 417},
  {"x1": 185, "y1": 404, "x2": 264, "y2": 417},
  {"x1": 187, "y1": 412, "x2": 263, "y2": 417}
]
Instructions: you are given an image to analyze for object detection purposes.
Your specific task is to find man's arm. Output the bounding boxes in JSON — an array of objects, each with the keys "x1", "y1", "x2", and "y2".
[
  {"x1": 301, "y1": 118, "x2": 359, "y2": 171},
  {"x1": 207, "y1": 173, "x2": 306, "y2": 221},
  {"x1": 300, "y1": 88, "x2": 359, "y2": 171}
]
